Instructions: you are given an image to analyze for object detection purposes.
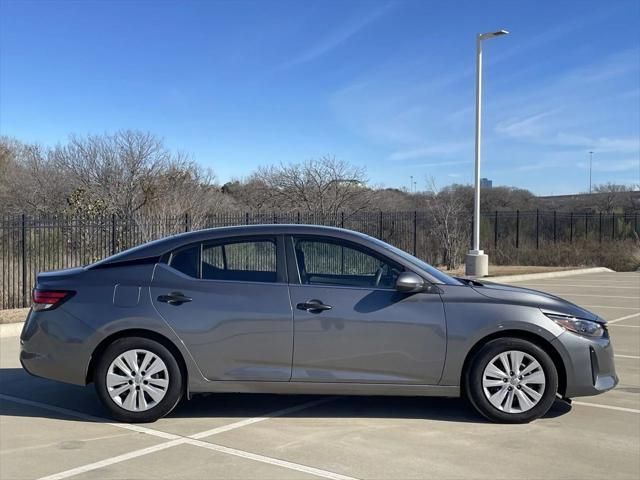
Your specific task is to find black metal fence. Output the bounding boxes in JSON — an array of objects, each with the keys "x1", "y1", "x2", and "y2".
[{"x1": 1, "y1": 210, "x2": 638, "y2": 309}]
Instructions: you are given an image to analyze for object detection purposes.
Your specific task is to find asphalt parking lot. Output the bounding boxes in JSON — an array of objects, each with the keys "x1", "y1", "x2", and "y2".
[{"x1": 1, "y1": 271, "x2": 638, "y2": 480}]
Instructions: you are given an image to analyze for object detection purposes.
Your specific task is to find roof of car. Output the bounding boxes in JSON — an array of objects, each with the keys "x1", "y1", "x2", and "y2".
[{"x1": 90, "y1": 224, "x2": 376, "y2": 268}]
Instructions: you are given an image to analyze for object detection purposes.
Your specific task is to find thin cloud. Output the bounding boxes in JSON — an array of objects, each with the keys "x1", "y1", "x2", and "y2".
[
  {"x1": 577, "y1": 158, "x2": 640, "y2": 173},
  {"x1": 280, "y1": 4, "x2": 392, "y2": 69},
  {"x1": 388, "y1": 142, "x2": 470, "y2": 161},
  {"x1": 412, "y1": 160, "x2": 472, "y2": 168}
]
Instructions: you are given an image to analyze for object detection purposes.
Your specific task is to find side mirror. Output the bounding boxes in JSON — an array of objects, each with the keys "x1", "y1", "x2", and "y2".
[{"x1": 395, "y1": 272, "x2": 427, "y2": 293}]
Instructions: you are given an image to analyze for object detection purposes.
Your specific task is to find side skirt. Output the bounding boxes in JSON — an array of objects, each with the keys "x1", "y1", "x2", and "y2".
[{"x1": 189, "y1": 381, "x2": 460, "y2": 397}]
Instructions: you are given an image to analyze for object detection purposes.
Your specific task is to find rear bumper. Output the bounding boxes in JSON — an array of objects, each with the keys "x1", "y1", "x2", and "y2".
[
  {"x1": 20, "y1": 308, "x2": 98, "y2": 386},
  {"x1": 553, "y1": 327, "x2": 618, "y2": 398}
]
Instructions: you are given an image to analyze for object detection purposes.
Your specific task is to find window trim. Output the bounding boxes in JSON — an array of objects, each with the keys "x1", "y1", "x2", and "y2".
[
  {"x1": 164, "y1": 235, "x2": 287, "y2": 284},
  {"x1": 286, "y1": 234, "x2": 405, "y2": 290}
]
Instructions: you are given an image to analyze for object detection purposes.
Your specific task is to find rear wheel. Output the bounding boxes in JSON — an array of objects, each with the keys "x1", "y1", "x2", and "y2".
[
  {"x1": 465, "y1": 338, "x2": 558, "y2": 423},
  {"x1": 95, "y1": 337, "x2": 183, "y2": 423}
]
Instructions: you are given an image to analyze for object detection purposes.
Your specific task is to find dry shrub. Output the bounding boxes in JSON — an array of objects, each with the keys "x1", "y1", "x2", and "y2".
[{"x1": 491, "y1": 239, "x2": 640, "y2": 272}]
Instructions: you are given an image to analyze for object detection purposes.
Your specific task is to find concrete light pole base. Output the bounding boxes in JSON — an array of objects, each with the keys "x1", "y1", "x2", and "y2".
[{"x1": 465, "y1": 250, "x2": 489, "y2": 277}]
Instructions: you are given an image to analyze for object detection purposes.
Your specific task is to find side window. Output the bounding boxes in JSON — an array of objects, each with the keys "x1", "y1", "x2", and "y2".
[
  {"x1": 202, "y1": 239, "x2": 277, "y2": 283},
  {"x1": 293, "y1": 238, "x2": 402, "y2": 289},
  {"x1": 169, "y1": 245, "x2": 200, "y2": 278}
]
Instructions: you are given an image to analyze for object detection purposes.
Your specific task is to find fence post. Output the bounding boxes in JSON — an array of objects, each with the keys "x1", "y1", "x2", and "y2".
[
  {"x1": 553, "y1": 210, "x2": 557, "y2": 244},
  {"x1": 21, "y1": 213, "x2": 26, "y2": 307},
  {"x1": 635, "y1": 213, "x2": 638, "y2": 235},
  {"x1": 612, "y1": 213, "x2": 615, "y2": 240},
  {"x1": 494, "y1": 210, "x2": 498, "y2": 251},
  {"x1": 584, "y1": 214, "x2": 588, "y2": 240},
  {"x1": 569, "y1": 212, "x2": 573, "y2": 244},
  {"x1": 184, "y1": 213, "x2": 189, "y2": 232},
  {"x1": 515, "y1": 210, "x2": 520, "y2": 249},
  {"x1": 599, "y1": 212, "x2": 602, "y2": 244},
  {"x1": 413, "y1": 211, "x2": 417, "y2": 256},
  {"x1": 245, "y1": 212, "x2": 250, "y2": 225},
  {"x1": 111, "y1": 213, "x2": 116, "y2": 255},
  {"x1": 378, "y1": 211, "x2": 383, "y2": 238},
  {"x1": 536, "y1": 208, "x2": 540, "y2": 250}
]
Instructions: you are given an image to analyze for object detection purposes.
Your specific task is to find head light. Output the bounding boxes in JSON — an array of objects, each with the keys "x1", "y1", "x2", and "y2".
[{"x1": 544, "y1": 313, "x2": 604, "y2": 338}]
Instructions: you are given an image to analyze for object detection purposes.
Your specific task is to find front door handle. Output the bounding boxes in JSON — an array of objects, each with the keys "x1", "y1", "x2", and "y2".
[
  {"x1": 297, "y1": 299, "x2": 332, "y2": 313},
  {"x1": 157, "y1": 292, "x2": 192, "y2": 305}
]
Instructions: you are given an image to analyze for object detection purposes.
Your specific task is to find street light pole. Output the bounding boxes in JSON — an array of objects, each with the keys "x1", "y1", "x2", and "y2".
[
  {"x1": 465, "y1": 29, "x2": 509, "y2": 277},
  {"x1": 589, "y1": 151, "x2": 593, "y2": 194}
]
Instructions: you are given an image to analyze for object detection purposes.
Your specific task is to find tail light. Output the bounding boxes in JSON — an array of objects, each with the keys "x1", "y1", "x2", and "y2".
[{"x1": 32, "y1": 289, "x2": 75, "y2": 311}]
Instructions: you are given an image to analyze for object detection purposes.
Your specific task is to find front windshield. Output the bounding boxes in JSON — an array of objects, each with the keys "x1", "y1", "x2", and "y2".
[{"x1": 367, "y1": 236, "x2": 464, "y2": 286}]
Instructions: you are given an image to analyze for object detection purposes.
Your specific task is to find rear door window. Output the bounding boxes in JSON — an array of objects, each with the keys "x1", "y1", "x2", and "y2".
[{"x1": 201, "y1": 239, "x2": 277, "y2": 283}]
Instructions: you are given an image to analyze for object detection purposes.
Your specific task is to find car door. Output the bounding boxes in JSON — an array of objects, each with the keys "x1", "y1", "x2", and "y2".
[
  {"x1": 287, "y1": 235, "x2": 446, "y2": 385},
  {"x1": 150, "y1": 235, "x2": 293, "y2": 381}
]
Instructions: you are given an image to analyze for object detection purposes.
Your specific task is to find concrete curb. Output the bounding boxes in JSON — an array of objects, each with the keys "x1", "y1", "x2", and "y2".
[
  {"x1": 483, "y1": 267, "x2": 615, "y2": 284},
  {"x1": 0, "y1": 322, "x2": 24, "y2": 338}
]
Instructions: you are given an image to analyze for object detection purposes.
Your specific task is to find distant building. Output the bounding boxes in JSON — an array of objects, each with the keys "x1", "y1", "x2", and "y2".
[{"x1": 480, "y1": 177, "x2": 493, "y2": 189}]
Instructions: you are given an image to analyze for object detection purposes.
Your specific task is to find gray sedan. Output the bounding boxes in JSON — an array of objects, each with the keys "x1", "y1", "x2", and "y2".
[{"x1": 19, "y1": 224, "x2": 617, "y2": 423}]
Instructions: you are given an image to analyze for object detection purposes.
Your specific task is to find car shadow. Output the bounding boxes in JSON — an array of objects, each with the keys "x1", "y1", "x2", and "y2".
[{"x1": 0, "y1": 367, "x2": 571, "y2": 425}]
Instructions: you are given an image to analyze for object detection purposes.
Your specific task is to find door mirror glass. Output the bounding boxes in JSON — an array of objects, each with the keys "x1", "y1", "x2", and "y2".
[{"x1": 395, "y1": 272, "x2": 426, "y2": 293}]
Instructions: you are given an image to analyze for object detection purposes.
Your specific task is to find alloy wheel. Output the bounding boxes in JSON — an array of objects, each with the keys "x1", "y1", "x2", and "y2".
[
  {"x1": 482, "y1": 350, "x2": 546, "y2": 413},
  {"x1": 106, "y1": 349, "x2": 170, "y2": 412}
]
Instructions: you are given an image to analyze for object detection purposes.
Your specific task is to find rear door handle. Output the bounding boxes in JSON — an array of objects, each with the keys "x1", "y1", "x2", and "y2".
[
  {"x1": 157, "y1": 292, "x2": 192, "y2": 305},
  {"x1": 296, "y1": 299, "x2": 332, "y2": 313}
]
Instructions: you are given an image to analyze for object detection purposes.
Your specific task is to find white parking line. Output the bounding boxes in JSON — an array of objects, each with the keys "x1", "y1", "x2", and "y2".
[
  {"x1": 191, "y1": 396, "x2": 335, "y2": 439},
  {"x1": 581, "y1": 305, "x2": 639, "y2": 310},
  {"x1": 0, "y1": 432, "x2": 133, "y2": 455},
  {"x1": 39, "y1": 439, "x2": 186, "y2": 480},
  {"x1": 607, "y1": 313, "x2": 640, "y2": 324},
  {"x1": 519, "y1": 284, "x2": 639, "y2": 289},
  {"x1": 558, "y1": 293, "x2": 639, "y2": 299},
  {"x1": 573, "y1": 401, "x2": 640, "y2": 414},
  {"x1": 615, "y1": 354, "x2": 640, "y2": 359},
  {"x1": 1, "y1": 393, "x2": 348, "y2": 480},
  {"x1": 188, "y1": 438, "x2": 358, "y2": 480},
  {"x1": 0, "y1": 393, "x2": 177, "y2": 440},
  {"x1": 609, "y1": 325, "x2": 640, "y2": 328}
]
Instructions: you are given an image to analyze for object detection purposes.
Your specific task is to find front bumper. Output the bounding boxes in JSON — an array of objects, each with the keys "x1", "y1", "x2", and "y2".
[
  {"x1": 552, "y1": 326, "x2": 618, "y2": 398},
  {"x1": 20, "y1": 308, "x2": 98, "y2": 386}
]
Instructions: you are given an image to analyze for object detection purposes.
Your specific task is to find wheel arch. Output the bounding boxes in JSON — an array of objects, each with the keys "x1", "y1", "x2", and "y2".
[
  {"x1": 461, "y1": 329, "x2": 567, "y2": 397},
  {"x1": 86, "y1": 328, "x2": 189, "y2": 396}
]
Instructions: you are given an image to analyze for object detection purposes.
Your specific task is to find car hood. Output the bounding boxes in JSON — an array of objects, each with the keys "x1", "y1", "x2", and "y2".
[{"x1": 471, "y1": 281, "x2": 602, "y2": 323}]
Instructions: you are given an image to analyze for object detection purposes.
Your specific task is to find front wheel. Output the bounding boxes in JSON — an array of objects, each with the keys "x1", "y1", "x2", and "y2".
[
  {"x1": 465, "y1": 338, "x2": 558, "y2": 423},
  {"x1": 95, "y1": 337, "x2": 183, "y2": 423}
]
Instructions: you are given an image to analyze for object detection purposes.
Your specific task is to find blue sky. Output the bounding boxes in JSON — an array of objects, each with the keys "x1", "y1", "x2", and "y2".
[{"x1": 1, "y1": 0, "x2": 639, "y2": 195}]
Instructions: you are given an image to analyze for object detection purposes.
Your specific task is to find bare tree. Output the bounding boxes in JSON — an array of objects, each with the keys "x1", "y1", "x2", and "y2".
[
  {"x1": 51, "y1": 130, "x2": 176, "y2": 219},
  {"x1": 0, "y1": 137, "x2": 72, "y2": 214},
  {"x1": 592, "y1": 182, "x2": 639, "y2": 212},
  {"x1": 421, "y1": 179, "x2": 470, "y2": 269},
  {"x1": 252, "y1": 156, "x2": 371, "y2": 222}
]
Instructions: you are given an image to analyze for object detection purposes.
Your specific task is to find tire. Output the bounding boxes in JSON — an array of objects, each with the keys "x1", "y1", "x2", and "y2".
[
  {"x1": 95, "y1": 337, "x2": 183, "y2": 423},
  {"x1": 464, "y1": 337, "x2": 558, "y2": 423}
]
